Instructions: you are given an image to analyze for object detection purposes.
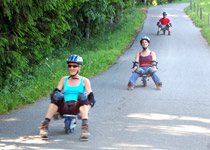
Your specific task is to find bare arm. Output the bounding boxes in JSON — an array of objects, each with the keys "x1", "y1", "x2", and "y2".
[
  {"x1": 151, "y1": 51, "x2": 157, "y2": 71},
  {"x1": 133, "y1": 53, "x2": 139, "y2": 71},
  {"x1": 83, "y1": 77, "x2": 92, "y2": 95},
  {"x1": 57, "y1": 76, "x2": 66, "y2": 91}
]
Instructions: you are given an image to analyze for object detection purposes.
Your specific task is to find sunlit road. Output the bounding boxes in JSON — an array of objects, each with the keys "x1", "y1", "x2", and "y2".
[{"x1": 1, "y1": 3, "x2": 210, "y2": 150}]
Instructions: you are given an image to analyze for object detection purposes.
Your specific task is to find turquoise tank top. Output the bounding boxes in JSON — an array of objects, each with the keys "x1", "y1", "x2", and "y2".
[{"x1": 63, "y1": 76, "x2": 85, "y2": 102}]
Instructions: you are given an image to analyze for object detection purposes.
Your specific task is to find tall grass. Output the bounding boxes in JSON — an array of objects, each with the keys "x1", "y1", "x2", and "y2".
[
  {"x1": 0, "y1": 7, "x2": 145, "y2": 114},
  {"x1": 171, "y1": 0, "x2": 190, "y2": 3},
  {"x1": 185, "y1": 0, "x2": 210, "y2": 44}
]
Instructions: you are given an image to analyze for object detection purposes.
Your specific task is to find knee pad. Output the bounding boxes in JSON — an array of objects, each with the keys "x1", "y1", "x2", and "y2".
[
  {"x1": 50, "y1": 88, "x2": 64, "y2": 106},
  {"x1": 78, "y1": 99, "x2": 89, "y2": 106},
  {"x1": 167, "y1": 23, "x2": 172, "y2": 27},
  {"x1": 88, "y1": 92, "x2": 96, "y2": 108},
  {"x1": 147, "y1": 68, "x2": 155, "y2": 76},
  {"x1": 51, "y1": 99, "x2": 63, "y2": 106},
  {"x1": 159, "y1": 24, "x2": 164, "y2": 29},
  {"x1": 135, "y1": 68, "x2": 143, "y2": 75},
  {"x1": 78, "y1": 92, "x2": 89, "y2": 106}
]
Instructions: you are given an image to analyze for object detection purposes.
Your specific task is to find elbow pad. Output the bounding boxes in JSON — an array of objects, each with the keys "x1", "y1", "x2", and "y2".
[
  {"x1": 152, "y1": 61, "x2": 158, "y2": 69},
  {"x1": 132, "y1": 61, "x2": 139, "y2": 69},
  {"x1": 88, "y1": 92, "x2": 96, "y2": 107},
  {"x1": 152, "y1": 60, "x2": 157, "y2": 66}
]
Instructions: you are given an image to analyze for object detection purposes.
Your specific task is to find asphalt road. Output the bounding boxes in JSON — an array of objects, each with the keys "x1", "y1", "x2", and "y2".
[{"x1": 1, "y1": 3, "x2": 210, "y2": 150}]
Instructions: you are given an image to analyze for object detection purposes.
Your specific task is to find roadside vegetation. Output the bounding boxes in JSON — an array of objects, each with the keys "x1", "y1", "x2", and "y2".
[
  {"x1": 0, "y1": 0, "x2": 186, "y2": 114},
  {"x1": 185, "y1": 0, "x2": 210, "y2": 44},
  {"x1": 0, "y1": 1, "x2": 146, "y2": 114},
  {"x1": 171, "y1": 0, "x2": 189, "y2": 3}
]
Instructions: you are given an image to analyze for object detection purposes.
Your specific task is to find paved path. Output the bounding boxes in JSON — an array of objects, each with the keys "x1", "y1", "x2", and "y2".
[{"x1": 1, "y1": 3, "x2": 210, "y2": 150}]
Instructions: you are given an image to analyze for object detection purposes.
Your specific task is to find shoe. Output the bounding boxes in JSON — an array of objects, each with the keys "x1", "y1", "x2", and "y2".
[
  {"x1": 168, "y1": 31, "x2": 171, "y2": 35},
  {"x1": 80, "y1": 125, "x2": 90, "y2": 141},
  {"x1": 156, "y1": 82, "x2": 162, "y2": 90},
  {"x1": 39, "y1": 120, "x2": 49, "y2": 140},
  {"x1": 128, "y1": 82, "x2": 134, "y2": 90},
  {"x1": 157, "y1": 31, "x2": 160, "y2": 35}
]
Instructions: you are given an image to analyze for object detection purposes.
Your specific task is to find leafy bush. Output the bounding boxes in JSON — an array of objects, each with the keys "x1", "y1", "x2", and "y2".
[
  {"x1": 0, "y1": 0, "x2": 134, "y2": 89},
  {"x1": 185, "y1": 0, "x2": 210, "y2": 44},
  {"x1": 0, "y1": 0, "x2": 73, "y2": 88},
  {"x1": 64, "y1": 0, "x2": 126, "y2": 45},
  {"x1": 0, "y1": 6, "x2": 144, "y2": 114}
]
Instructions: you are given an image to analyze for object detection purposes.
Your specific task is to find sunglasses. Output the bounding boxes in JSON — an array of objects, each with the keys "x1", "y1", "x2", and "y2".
[{"x1": 68, "y1": 65, "x2": 79, "y2": 68}]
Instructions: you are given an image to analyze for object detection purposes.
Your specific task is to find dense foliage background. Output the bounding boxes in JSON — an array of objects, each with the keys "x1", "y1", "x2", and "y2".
[
  {"x1": 0, "y1": 0, "x2": 176, "y2": 114},
  {"x1": 0, "y1": 0, "x2": 131, "y2": 88},
  {"x1": 185, "y1": 0, "x2": 210, "y2": 44}
]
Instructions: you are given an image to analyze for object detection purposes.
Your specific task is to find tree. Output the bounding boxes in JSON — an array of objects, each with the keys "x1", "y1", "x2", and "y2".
[{"x1": 0, "y1": 0, "x2": 72, "y2": 87}]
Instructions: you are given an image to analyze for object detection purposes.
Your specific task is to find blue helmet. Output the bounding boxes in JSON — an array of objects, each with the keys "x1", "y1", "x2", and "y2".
[
  {"x1": 140, "y1": 36, "x2": 150, "y2": 44},
  {"x1": 163, "y1": 12, "x2": 167, "y2": 15},
  {"x1": 67, "y1": 54, "x2": 83, "y2": 65}
]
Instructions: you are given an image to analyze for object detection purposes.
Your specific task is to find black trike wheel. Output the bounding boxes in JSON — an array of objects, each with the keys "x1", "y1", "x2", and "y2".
[
  {"x1": 65, "y1": 120, "x2": 71, "y2": 134},
  {"x1": 143, "y1": 80, "x2": 147, "y2": 87}
]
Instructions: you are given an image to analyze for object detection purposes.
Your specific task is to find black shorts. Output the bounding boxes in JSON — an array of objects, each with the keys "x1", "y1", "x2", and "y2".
[
  {"x1": 56, "y1": 99, "x2": 89, "y2": 115},
  {"x1": 58, "y1": 101, "x2": 80, "y2": 115}
]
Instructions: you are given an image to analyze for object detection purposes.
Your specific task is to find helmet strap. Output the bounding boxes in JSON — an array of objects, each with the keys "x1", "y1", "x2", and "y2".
[
  {"x1": 142, "y1": 46, "x2": 149, "y2": 51},
  {"x1": 69, "y1": 71, "x2": 79, "y2": 79}
]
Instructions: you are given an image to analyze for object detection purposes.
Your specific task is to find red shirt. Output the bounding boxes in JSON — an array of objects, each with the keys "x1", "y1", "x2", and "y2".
[
  {"x1": 139, "y1": 52, "x2": 153, "y2": 67},
  {"x1": 159, "y1": 18, "x2": 170, "y2": 25}
]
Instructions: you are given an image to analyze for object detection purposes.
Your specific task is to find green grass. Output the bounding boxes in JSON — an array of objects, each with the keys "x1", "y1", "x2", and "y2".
[
  {"x1": 185, "y1": 0, "x2": 210, "y2": 44},
  {"x1": 171, "y1": 0, "x2": 190, "y2": 3},
  {"x1": 0, "y1": 7, "x2": 145, "y2": 114}
]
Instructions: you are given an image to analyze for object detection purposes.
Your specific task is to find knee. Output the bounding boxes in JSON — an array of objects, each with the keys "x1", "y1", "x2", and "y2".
[
  {"x1": 50, "y1": 88, "x2": 64, "y2": 106},
  {"x1": 167, "y1": 23, "x2": 172, "y2": 27},
  {"x1": 147, "y1": 68, "x2": 155, "y2": 76},
  {"x1": 51, "y1": 98, "x2": 63, "y2": 107},
  {"x1": 50, "y1": 99, "x2": 63, "y2": 107},
  {"x1": 79, "y1": 104, "x2": 88, "y2": 110},
  {"x1": 78, "y1": 92, "x2": 96, "y2": 108},
  {"x1": 78, "y1": 92, "x2": 88, "y2": 101},
  {"x1": 78, "y1": 92, "x2": 89, "y2": 106},
  {"x1": 135, "y1": 68, "x2": 143, "y2": 75},
  {"x1": 159, "y1": 24, "x2": 163, "y2": 28},
  {"x1": 78, "y1": 98, "x2": 89, "y2": 106}
]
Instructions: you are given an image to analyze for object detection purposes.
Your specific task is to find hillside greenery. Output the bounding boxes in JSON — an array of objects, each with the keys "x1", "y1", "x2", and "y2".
[
  {"x1": 185, "y1": 0, "x2": 210, "y2": 44},
  {"x1": 0, "y1": 0, "x2": 182, "y2": 114}
]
